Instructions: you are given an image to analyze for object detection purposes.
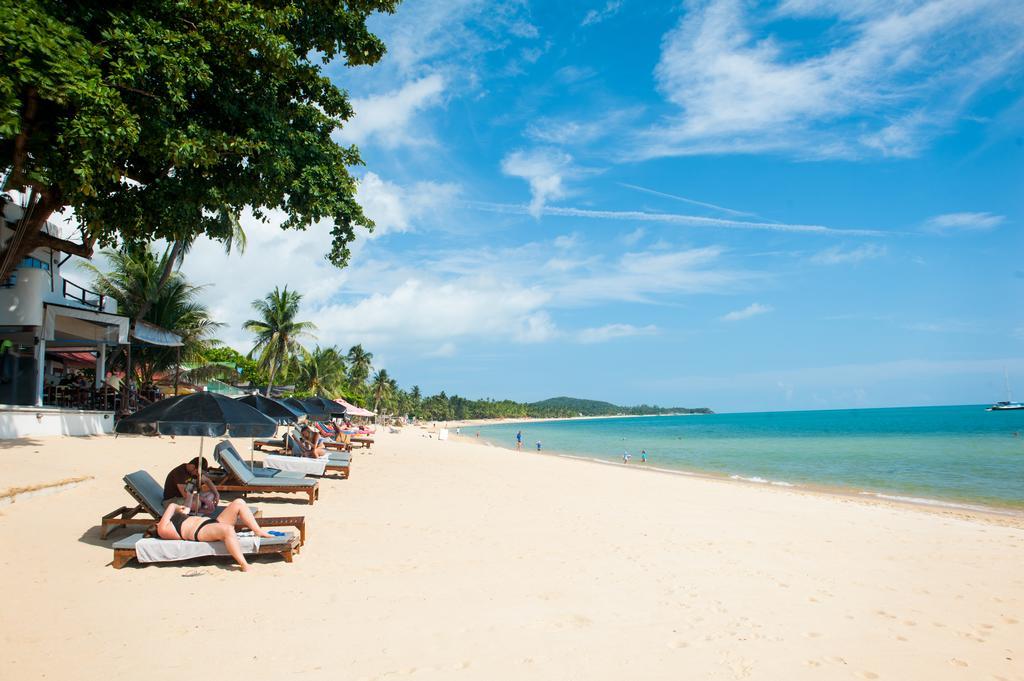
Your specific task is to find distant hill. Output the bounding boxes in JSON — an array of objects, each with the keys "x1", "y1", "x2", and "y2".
[{"x1": 527, "y1": 396, "x2": 713, "y2": 418}]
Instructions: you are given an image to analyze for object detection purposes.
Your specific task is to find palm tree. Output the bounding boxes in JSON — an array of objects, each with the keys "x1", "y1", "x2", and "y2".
[
  {"x1": 84, "y1": 245, "x2": 222, "y2": 384},
  {"x1": 346, "y1": 344, "x2": 374, "y2": 387},
  {"x1": 243, "y1": 286, "x2": 316, "y2": 396},
  {"x1": 409, "y1": 385, "x2": 422, "y2": 416},
  {"x1": 135, "y1": 209, "x2": 246, "y2": 326},
  {"x1": 296, "y1": 346, "x2": 347, "y2": 396},
  {"x1": 370, "y1": 368, "x2": 393, "y2": 414}
]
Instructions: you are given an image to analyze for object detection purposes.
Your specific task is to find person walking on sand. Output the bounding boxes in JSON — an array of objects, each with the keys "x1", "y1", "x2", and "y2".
[
  {"x1": 516, "y1": 430, "x2": 523, "y2": 451},
  {"x1": 641, "y1": 449, "x2": 647, "y2": 463}
]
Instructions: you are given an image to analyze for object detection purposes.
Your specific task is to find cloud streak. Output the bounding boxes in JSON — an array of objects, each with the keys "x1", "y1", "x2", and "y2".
[
  {"x1": 471, "y1": 201, "x2": 885, "y2": 235},
  {"x1": 721, "y1": 302, "x2": 773, "y2": 321},
  {"x1": 923, "y1": 212, "x2": 1006, "y2": 234}
]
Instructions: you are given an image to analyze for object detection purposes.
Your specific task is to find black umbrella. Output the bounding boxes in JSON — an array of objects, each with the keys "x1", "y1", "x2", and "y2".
[
  {"x1": 235, "y1": 394, "x2": 305, "y2": 468},
  {"x1": 236, "y1": 394, "x2": 304, "y2": 425},
  {"x1": 116, "y1": 392, "x2": 278, "y2": 437},
  {"x1": 283, "y1": 397, "x2": 324, "y2": 421},
  {"x1": 301, "y1": 396, "x2": 348, "y2": 419},
  {"x1": 116, "y1": 392, "x2": 277, "y2": 511}
]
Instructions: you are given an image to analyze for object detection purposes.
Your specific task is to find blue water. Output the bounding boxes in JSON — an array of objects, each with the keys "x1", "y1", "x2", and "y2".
[{"x1": 473, "y1": 406, "x2": 1024, "y2": 510}]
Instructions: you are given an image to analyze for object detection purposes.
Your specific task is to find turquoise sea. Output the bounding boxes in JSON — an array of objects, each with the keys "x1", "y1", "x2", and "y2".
[{"x1": 472, "y1": 405, "x2": 1024, "y2": 511}]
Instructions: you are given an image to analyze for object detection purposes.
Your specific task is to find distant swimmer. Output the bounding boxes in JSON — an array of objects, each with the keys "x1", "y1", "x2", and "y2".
[
  {"x1": 516, "y1": 430, "x2": 523, "y2": 451},
  {"x1": 641, "y1": 449, "x2": 647, "y2": 463}
]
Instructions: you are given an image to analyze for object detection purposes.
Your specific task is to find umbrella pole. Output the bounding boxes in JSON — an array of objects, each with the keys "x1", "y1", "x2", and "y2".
[{"x1": 196, "y1": 436, "x2": 204, "y2": 515}]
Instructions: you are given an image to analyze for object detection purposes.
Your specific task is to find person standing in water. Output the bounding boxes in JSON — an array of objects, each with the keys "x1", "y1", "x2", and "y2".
[
  {"x1": 516, "y1": 430, "x2": 523, "y2": 451},
  {"x1": 536, "y1": 440, "x2": 542, "y2": 452},
  {"x1": 641, "y1": 449, "x2": 647, "y2": 463},
  {"x1": 623, "y1": 450, "x2": 631, "y2": 463}
]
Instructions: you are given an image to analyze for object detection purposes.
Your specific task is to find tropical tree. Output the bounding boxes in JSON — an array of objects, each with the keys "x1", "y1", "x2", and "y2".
[
  {"x1": 83, "y1": 245, "x2": 221, "y2": 383},
  {"x1": 370, "y1": 368, "x2": 393, "y2": 414},
  {"x1": 408, "y1": 385, "x2": 422, "y2": 417},
  {"x1": 1, "y1": 0, "x2": 398, "y2": 282},
  {"x1": 243, "y1": 286, "x2": 316, "y2": 396},
  {"x1": 296, "y1": 346, "x2": 348, "y2": 397},
  {"x1": 346, "y1": 344, "x2": 374, "y2": 387}
]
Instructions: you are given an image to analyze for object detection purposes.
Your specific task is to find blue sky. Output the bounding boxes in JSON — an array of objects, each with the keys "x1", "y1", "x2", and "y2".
[{"x1": 178, "y1": 0, "x2": 1024, "y2": 412}]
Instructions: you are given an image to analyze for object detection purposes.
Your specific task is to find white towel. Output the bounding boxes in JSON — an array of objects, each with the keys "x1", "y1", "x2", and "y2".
[
  {"x1": 264, "y1": 454, "x2": 327, "y2": 475},
  {"x1": 133, "y1": 536, "x2": 261, "y2": 563}
]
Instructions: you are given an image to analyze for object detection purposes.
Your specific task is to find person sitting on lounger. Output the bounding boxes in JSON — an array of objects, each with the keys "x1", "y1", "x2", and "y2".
[
  {"x1": 162, "y1": 456, "x2": 220, "y2": 513},
  {"x1": 300, "y1": 424, "x2": 327, "y2": 458},
  {"x1": 156, "y1": 498, "x2": 273, "y2": 572}
]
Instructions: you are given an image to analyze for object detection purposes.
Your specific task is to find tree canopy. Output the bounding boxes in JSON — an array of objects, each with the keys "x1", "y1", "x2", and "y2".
[{"x1": 0, "y1": 0, "x2": 399, "y2": 280}]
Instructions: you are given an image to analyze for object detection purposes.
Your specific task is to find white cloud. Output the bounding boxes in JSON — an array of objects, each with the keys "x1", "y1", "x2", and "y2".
[
  {"x1": 923, "y1": 212, "x2": 1006, "y2": 234},
  {"x1": 500, "y1": 149, "x2": 576, "y2": 218},
  {"x1": 356, "y1": 172, "x2": 460, "y2": 237},
  {"x1": 721, "y1": 302, "x2": 773, "y2": 321},
  {"x1": 618, "y1": 182, "x2": 756, "y2": 218},
  {"x1": 810, "y1": 244, "x2": 887, "y2": 265},
  {"x1": 582, "y1": 1, "x2": 624, "y2": 27},
  {"x1": 311, "y1": 278, "x2": 556, "y2": 349},
  {"x1": 622, "y1": 227, "x2": 645, "y2": 245},
  {"x1": 578, "y1": 323, "x2": 657, "y2": 344},
  {"x1": 473, "y1": 201, "x2": 884, "y2": 236},
  {"x1": 637, "y1": 0, "x2": 1024, "y2": 159},
  {"x1": 336, "y1": 74, "x2": 445, "y2": 149},
  {"x1": 525, "y1": 107, "x2": 643, "y2": 146}
]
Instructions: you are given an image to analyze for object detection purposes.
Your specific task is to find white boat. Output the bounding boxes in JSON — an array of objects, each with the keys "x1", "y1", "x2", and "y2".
[{"x1": 988, "y1": 369, "x2": 1024, "y2": 411}]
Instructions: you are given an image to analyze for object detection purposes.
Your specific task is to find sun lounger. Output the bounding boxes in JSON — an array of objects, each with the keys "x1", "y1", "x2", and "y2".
[
  {"x1": 101, "y1": 470, "x2": 308, "y2": 542},
  {"x1": 101, "y1": 470, "x2": 262, "y2": 539},
  {"x1": 111, "y1": 531, "x2": 300, "y2": 569},
  {"x1": 284, "y1": 433, "x2": 350, "y2": 478},
  {"x1": 214, "y1": 441, "x2": 320, "y2": 504}
]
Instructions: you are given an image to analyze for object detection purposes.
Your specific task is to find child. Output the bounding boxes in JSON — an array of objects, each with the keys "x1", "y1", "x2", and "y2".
[
  {"x1": 623, "y1": 450, "x2": 631, "y2": 463},
  {"x1": 641, "y1": 449, "x2": 647, "y2": 463}
]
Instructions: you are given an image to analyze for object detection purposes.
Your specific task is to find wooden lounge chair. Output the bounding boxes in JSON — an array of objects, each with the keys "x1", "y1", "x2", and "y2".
[
  {"x1": 100, "y1": 470, "x2": 307, "y2": 543},
  {"x1": 349, "y1": 435, "x2": 374, "y2": 449},
  {"x1": 214, "y1": 441, "x2": 320, "y2": 505},
  {"x1": 112, "y1": 531, "x2": 301, "y2": 569}
]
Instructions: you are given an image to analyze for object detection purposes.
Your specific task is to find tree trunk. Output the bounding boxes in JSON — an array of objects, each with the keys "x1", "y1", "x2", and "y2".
[
  {"x1": 265, "y1": 357, "x2": 278, "y2": 397},
  {"x1": 0, "y1": 187, "x2": 72, "y2": 283}
]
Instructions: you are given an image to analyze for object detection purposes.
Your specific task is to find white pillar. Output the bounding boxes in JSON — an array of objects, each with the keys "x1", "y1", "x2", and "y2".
[
  {"x1": 34, "y1": 334, "x2": 46, "y2": 407},
  {"x1": 96, "y1": 344, "x2": 106, "y2": 389}
]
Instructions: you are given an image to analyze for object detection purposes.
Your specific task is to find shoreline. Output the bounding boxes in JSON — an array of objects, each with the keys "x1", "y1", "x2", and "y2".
[{"x1": 450, "y1": 430, "x2": 1024, "y2": 527}]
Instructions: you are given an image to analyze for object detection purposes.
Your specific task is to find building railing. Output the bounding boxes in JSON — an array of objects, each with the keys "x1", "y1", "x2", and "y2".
[{"x1": 62, "y1": 277, "x2": 106, "y2": 311}]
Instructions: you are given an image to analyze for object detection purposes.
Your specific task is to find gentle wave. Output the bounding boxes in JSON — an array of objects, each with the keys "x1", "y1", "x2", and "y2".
[
  {"x1": 730, "y1": 474, "x2": 795, "y2": 487},
  {"x1": 855, "y1": 491, "x2": 1019, "y2": 515}
]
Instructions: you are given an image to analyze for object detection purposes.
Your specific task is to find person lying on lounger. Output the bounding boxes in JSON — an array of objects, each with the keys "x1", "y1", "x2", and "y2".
[{"x1": 156, "y1": 498, "x2": 273, "y2": 572}]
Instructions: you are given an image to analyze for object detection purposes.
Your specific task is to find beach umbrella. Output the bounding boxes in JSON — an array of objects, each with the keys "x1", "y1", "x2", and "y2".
[
  {"x1": 116, "y1": 392, "x2": 277, "y2": 510},
  {"x1": 235, "y1": 394, "x2": 305, "y2": 467},
  {"x1": 301, "y1": 396, "x2": 347, "y2": 420},
  {"x1": 283, "y1": 397, "x2": 320, "y2": 420},
  {"x1": 236, "y1": 394, "x2": 304, "y2": 425}
]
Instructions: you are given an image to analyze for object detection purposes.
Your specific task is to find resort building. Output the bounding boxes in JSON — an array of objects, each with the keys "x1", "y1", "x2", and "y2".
[{"x1": 0, "y1": 197, "x2": 129, "y2": 436}]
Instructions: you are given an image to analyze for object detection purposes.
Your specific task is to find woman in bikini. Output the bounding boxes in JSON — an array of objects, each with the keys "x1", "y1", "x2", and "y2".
[
  {"x1": 300, "y1": 424, "x2": 327, "y2": 458},
  {"x1": 156, "y1": 498, "x2": 273, "y2": 572}
]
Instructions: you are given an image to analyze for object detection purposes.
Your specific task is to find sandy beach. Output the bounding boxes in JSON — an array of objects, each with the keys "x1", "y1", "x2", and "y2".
[{"x1": 1, "y1": 428, "x2": 1022, "y2": 681}]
